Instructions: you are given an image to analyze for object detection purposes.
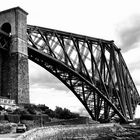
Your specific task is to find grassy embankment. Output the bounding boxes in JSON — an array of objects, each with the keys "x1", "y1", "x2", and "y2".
[{"x1": 17, "y1": 123, "x2": 140, "y2": 140}]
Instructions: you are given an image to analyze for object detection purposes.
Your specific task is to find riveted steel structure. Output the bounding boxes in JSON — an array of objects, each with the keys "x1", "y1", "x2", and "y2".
[
  {"x1": 0, "y1": 7, "x2": 139, "y2": 123},
  {"x1": 26, "y1": 25, "x2": 139, "y2": 122}
]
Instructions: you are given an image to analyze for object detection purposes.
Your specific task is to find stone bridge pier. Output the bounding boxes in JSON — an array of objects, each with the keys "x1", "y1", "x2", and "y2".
[{"x1": 0, "y1": 7, "x2": 29, "y2": 104}]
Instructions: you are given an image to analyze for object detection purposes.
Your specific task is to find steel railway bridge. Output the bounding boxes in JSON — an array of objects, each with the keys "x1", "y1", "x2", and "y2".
[{"x1": 0, "y1": 7, "x2": 139, "y2": 123}]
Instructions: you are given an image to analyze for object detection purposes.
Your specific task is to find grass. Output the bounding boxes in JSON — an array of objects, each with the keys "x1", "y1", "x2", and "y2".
[
  {"x1": 22, "y1": 123, "x2": 125, "y2": 140},
  {"x1": 0, "y1": 121, "x2": 12, "y2": 134},
  {"x1": 17, "y1": 123, "x2": 140, "y2": 140}
]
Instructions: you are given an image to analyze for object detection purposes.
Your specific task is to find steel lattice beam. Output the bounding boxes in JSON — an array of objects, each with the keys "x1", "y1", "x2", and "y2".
[{"x1": 26, "y1": 25, "x2": 140, "y2": 122}]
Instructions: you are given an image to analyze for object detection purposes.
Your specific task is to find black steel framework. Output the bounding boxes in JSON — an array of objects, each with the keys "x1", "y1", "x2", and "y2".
[
  {"x1": 0, "y1": 29, "x2": 10, "y2": 50},
  {"x1": 0, "y1": 25, "x2": 139, "y2": 122}
]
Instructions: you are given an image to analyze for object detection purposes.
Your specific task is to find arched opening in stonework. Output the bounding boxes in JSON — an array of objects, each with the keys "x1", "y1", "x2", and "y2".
[{"x1": 1, "y1": 22, "x2": 11, "y2": 34}]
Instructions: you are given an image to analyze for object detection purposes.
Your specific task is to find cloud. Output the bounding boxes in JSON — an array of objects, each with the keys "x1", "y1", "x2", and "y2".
[
  {"x1": 123, "y1": 46, "x2": 140, "y2": 70},
  {"x1": 122, "y1": 46, "x2": 140, "y2": 94},
  {"x1": 29, "y1": 60, "x2": 68, "y2": 91},
  {"x1": 116, "y1": 15, "x2": 140, "y2": 52},
  {"x1": 30, "y1": 86, "x2": 84, "y2": 111},
  {"x1": 131, "y1": 69, "x2": 140, "y2": 86}
]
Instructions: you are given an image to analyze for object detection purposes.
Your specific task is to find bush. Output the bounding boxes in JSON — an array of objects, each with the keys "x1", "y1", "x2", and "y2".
[
  {"x1": 54, "y1": 107, "x2": 79, "y2": 119},
  {"x1": 5, "y1": 114, "x2": 20, "y2": 123},
  {"x1": 0, "y1": 123, "x2": 12, "y2": 134},
  {"x1": 21, "y1": 114, "x2": 34, "y2": 120},
  {"x1": 13, "y1": 108, "x2": 29, "y2": 115},
  {"x1": 0, "y1": 115, "x2": 5, "y2": 121}
]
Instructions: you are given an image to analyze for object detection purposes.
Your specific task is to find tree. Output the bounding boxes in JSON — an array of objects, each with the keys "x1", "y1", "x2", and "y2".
[
  {"x1": 44, "y1": 109, "x2": 55, "y2": 118},
  {"x1": 54, "y1": 106, "x2": 80, "y2": 119},
  {"x1": 37, "y1": 104, "x2": 49, "y2": 111},
  {"x1": 54, "y1": 106, "x2": 63, "y2": 119},
  {"x1": 37, "y1": 104, "x2": 49, "y2": 114},
  {"x1": 24, "y1": 104, "x2": 41, "y2": 114},
  {"x1": 12, "y1": 108, "x2": 29, "y2": 115}
]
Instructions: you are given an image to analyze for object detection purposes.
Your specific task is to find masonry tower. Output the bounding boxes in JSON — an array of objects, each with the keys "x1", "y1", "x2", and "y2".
[{"x1": 0, "y1": 7, "x2": 29, "y2": 104}]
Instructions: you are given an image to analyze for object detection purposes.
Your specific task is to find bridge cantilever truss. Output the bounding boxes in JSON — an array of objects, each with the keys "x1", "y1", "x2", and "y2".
[
  {"x1": 26, "y1": 25, "x2": 140, "y2": 122},
  {"x1": 0, "y1": 24, "x2": 139, "y2": 122}
]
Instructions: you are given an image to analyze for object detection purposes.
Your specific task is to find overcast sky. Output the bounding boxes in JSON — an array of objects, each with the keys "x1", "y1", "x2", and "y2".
[{"x1": 1, "y1": 0, "x2": 140, "y2": 117}]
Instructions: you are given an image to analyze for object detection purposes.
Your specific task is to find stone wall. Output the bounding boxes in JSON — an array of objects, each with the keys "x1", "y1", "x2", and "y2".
[
  {"x1": 0, "y1": 7, "x2": 29, "y2": 104},
  {"x1": 8, "y1": 53, "x2": 29, "y2": 104},
  {"x1": 1, "y1": 51, "x2": 9, "y2": 97}
]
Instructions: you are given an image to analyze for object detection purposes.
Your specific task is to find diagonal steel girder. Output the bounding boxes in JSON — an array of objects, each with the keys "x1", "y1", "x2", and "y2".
[
  {"x1": 27, "y1": 24, "x2": 139, "y2": 122},
  {"x1": 0, "y1": 29, "x2": 10, "y2": 50}
]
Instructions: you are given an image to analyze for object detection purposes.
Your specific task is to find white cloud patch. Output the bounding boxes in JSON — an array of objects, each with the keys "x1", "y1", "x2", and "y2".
[
  {"x1": 29, "y1": 60, "x2": 68, "y2": 91},
  {"x1": 30, "y1": 86, "x2": 83, "y2": 112},
  {"x1": 123, "y1": 46, "x2": 140, "y2": 70},
  {"x1": 131, "y1": 70, "x2": 140, "y2": 86},
  {"x1": 116, "y1": 15, "x2": 140, "y2": 52},
  {"x1": 121, "y1": 42, "x2": 140, "y2": 93}
]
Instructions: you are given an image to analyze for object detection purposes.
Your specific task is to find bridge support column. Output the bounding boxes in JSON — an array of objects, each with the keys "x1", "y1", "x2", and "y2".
[{"x1": 0, "y1": 7, "x2": 29, "y2": 104}]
